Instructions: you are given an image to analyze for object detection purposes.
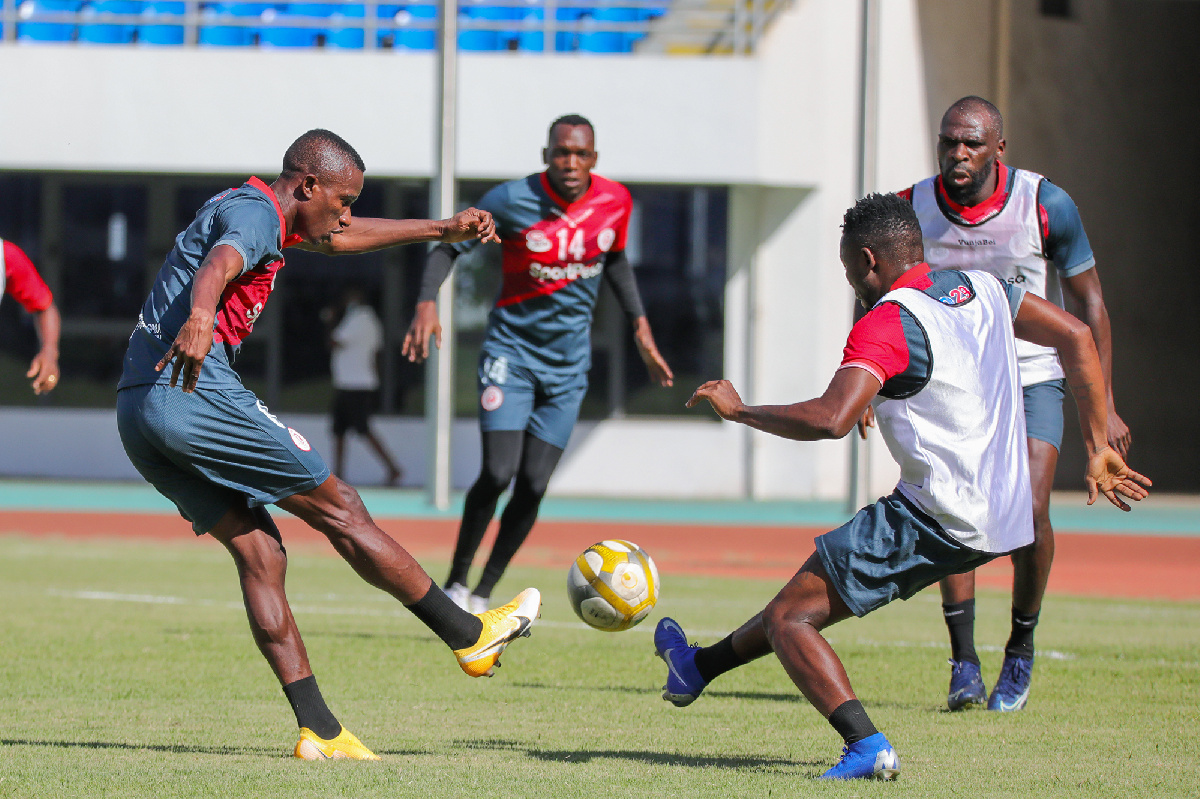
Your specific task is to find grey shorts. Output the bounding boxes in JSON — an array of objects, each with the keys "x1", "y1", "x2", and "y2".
[
  {"x1": 117, "y1": 383, "x2": 331, "y2": 535},
  {"x1": 815, "y1": 492, "x2": 998, "y2": 617},
  {"x1": 1023, "y1": 378, "x2": 1066, "y2": 450}
]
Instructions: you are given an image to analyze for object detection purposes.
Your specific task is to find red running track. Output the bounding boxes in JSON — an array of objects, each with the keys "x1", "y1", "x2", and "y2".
[{"x1": 3, "y1": 510, "x2": 1198, "y2": 602}]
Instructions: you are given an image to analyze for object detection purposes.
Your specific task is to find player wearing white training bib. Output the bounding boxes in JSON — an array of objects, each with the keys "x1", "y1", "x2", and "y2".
[
  {"x1": 651, "y1": 193, "x2": 1149, "y2": 780},
  {"x1": 897, "y1": 96, "x2": 1132, "y2": 714}
]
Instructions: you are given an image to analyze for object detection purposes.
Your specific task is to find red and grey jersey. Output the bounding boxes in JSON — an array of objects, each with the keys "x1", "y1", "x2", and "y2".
[
  {"x1": 0, "y1": 238, "x2": 54, "y2": 314},
  {"x1": 454, "y1": 172, "x2": 631, "y2": 375},
  {"x1": 901, "y1": 163, "x2": 1095, "y2": 386},
  {"x1": 840, "y1": 265, "x2": 1033, "y2": 553},
  {"x1": 119, "y1": 177, "x2": 299, "y2": 390}
]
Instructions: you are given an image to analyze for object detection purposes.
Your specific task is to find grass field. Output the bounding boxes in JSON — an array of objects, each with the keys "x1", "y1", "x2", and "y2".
[{"x1": 1, "y1": 532, "x2": 1197, "y2": 798}]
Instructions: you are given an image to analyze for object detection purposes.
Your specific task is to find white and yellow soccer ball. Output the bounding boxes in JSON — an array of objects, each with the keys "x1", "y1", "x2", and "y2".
[{"x1": 567, "y1": 539, "x2": 659, "y2": 632}]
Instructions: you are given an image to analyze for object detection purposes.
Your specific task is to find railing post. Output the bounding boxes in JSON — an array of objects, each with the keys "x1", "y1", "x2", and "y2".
[
  {"x1": 732, "y1": 0, "x2": 746, "y2": 55},
  {"x1": 544, "y1": 0, "x2": 556, "y2": 53},
  {"x1": 365, "y1": 0, "x2": 377, "y2": 49},
  {"x1": 3, "y1": 0, "x2": 16, "y2": 43},
  {"x1": 184, "y1": 0, "x2": 198, "y2": 46}
]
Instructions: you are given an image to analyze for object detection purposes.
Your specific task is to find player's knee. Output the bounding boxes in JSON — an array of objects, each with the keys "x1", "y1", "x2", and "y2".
[
  {"x1": 761, "y1": 596, "x2": 820, "y2": 643},
  {"x1": 513, "y1": 469, "x2": 551, "y2": 500},
  {"x1": 476, "y1": 462, "x2": 518, "y2": 495},
  {"x1": 310, "y1": 477, "x2": 372, "y2": 541}
]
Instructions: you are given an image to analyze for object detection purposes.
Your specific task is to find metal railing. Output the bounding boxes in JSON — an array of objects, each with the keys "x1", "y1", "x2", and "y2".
[{"x1": 0, "y1": 1, "x2": 789, "y2": 54}]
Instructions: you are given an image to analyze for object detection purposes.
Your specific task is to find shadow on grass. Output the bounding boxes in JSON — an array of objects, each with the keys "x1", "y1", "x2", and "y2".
[
  {"x1": 510, "y1": 681, "x2": 804, "y2": 704},
  {"x1": 456, "y1": 737, "x2": 822, "y2": 770},
  {"x1": 0, "y1": 738, "x2": 279, "y2": 756}
]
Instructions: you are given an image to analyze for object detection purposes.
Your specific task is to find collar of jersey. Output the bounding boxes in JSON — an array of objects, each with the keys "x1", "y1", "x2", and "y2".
[
  {"x1": 891, "y1": 262, "x2": 932, "y2": 291},
  {"x1": 539, "y1": 171, "x2": 596, "y2": 210},
  {"x1": 246, "y1": 176, "x2": 301, "y2": 249},
  {"x1": 934, "y1": 161, "x2": 1010, "y2": 224}
]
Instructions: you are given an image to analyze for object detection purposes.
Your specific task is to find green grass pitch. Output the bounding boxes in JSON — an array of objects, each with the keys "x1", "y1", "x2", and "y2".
[{"x1": 0, "y1": 533, "x2": 1196, "y2": 798}]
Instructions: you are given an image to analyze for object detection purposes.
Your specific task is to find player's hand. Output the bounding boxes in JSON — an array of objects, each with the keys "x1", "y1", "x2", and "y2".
[
  {"x1": 1107, "y1": 408, "x2": 1131, "y2": 459},
  {"x1": 402, "y1": 300, "x2": 442, "y2": 363},
  {"x1": 156, "y1": 311, "x2": 214, "y2": 393},
  {"x1": 633, "y1": 318, "x2": 673, "y2": 387},
  {"x1": 1085, "y1": 446, "x2": 1151, "y2": 512},
  {"x1": 27, "y1": 349, "x2": 60, "y2": 395},
  {"x1": 686, "y1": 379, "x2": 744, "y2": 421},
  {"x1": 439, "y1": 208, "x2": 499, "y2": 244},
  {"x1": 856, "y1": 405, "x2": 875, "y2": 439}
]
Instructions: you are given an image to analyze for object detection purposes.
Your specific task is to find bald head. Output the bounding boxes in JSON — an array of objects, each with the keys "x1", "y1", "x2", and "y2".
[
  {"x1": 942, "y1": 96, "x2": 1003, "y2": 140},
  {"x1": 281, "y1": 129, "x2": 366, "y2": 182}
]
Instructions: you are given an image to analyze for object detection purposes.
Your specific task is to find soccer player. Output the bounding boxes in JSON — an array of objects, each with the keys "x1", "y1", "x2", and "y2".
[
  {"x1": 116, "y1": 129, "x2": 541, "y2": 761},
  {"x1": 402, "y1": 114, "x2": 674, "y2": 614},
  {"x1": 895, "y1": 96, "x2": 1130, "y2": 711},
  {"x1": 655, "y1": 193, "x2": 1149, "y2": 780},
  {"x1": 2, "y1": 237, "x2": 61, "y2": 394}
]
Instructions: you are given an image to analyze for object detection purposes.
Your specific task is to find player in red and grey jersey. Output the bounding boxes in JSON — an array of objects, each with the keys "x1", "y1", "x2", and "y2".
[
  {"x1": 1, "y1": 238, "x2": 61, "y2": 394},
  {"x1": 402, "y1": 115, "x2": 674, "y2": 614},
  {"x1": 890, "y1": 97, "x2": 1132, "y2": 712}
]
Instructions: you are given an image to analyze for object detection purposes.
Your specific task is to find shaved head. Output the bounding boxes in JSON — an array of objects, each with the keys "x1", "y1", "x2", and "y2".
[
  {"x1": 942, "y1": 96, "x2": 1004, "y2": 140},
  {"x1": 281, "y1": 129, "x2": 366, "y2": 182}
]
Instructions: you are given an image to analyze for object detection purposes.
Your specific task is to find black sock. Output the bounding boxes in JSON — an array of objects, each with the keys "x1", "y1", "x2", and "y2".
[
  {"x1": 407, "y1": 582, "x2": 484, "y2": 650},
  {"x1": 692, "y1": 635, "x2": 747, "y2": 684},
  {"x1": 282, "y1": 675, "x2": 341, "y2": 739},
  {"x1": 1005, "y1": 607, "x2": 1039, "y2": 659},
  {"x1": 827, "y1": 699, "x2": 878, "y2": 746},
  {"x1": 942, "y1": 599, "x2": 979, "y2": 666}
]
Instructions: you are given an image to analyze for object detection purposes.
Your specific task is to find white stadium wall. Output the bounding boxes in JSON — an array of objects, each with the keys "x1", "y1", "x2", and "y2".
[{"x1": 0, "y1": 0, "x2": 932, "y2": 500}]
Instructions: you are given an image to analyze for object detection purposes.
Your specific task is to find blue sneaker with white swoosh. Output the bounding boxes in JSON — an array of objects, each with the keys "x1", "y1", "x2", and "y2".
[
  {"x1": 947, "y1": 659, "x2": 987, "y2": 710},
  {"x1": 654, "y1": 617, "x2": 707, "y2": 707},
  {"x1": 987, "y1": 654, "x2": 1034, "y2": 711},
  {"x1": 820, "y1": 732, "x2": 901, "y2": 780}
]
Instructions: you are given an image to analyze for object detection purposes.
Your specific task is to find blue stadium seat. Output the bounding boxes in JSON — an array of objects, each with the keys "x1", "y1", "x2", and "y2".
[
  {"x1": 396, "y1": 2, "x2": 434, "y2": 50},
  {"x1": 16, "y1": 0, "x2": 83, "y2": 42},
  {"x1": 579, "y1": 6, "x2": 638, "y2": 53},
  {"x1": 79, "y1": 0, "x2": 143, "y2": 45},
  {"x1": 514, "y1": 4, "x2": 594, "y2": 52},
  {"x1": 138, "y1": 0, "x2": 185, "y2": 45},
  {"x1": 325, "y1": 2, "x2": 364, "y2": 49},
  {"x1": 199, "y1": 2, "x2": 268, "y2": 47},
  {"x1": 260, "y1": 4, "x2": 325, "y2": 48},
  {"x1": 459, "y1": 2, "x2": 521, "y2": 52}
]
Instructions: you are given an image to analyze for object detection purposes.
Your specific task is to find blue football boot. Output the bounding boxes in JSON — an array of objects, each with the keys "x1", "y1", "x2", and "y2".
[
  {"x1": 653, "y1": 617, "x2": 707, "y2": 707},
  {"x1": 987, "y1": 654, "x2": 1034, "y2": 711},
  {"x1": 820, "y1": 732, "x2": 901, "y2": 780},
  {"x1": 947, "y1": 659, "x2": 987, "y2": 710}
]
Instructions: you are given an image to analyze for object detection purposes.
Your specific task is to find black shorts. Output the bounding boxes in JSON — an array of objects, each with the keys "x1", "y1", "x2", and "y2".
[{"x1": 332, "y1": 389, "x2": 378, "y2": 437}]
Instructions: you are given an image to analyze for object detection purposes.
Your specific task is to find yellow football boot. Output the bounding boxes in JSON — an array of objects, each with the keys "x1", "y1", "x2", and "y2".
[
  {"x1": 293, "y1": 726, "x2": 380, "y2": 761},
  {"x1": 453, "y1": 587, "x2": 541, "y2": 677}
]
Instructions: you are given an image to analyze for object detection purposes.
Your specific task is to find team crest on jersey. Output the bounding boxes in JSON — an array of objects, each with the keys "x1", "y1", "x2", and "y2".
[
  {"x1": 597, "y1": 228, "x2": 616, "y2": 252},
  {"x1": 481, "y1": 386, "x2": 504, "y2": 412},
  {"x1": 525, "y1": 230, "x2": 553, "y2": 253},
  {"x1": 288, "y1": 427, "x2": 311, "y2": 451}
]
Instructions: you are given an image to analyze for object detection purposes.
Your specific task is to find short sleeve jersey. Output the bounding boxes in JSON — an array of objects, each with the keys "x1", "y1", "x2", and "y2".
[
  {"x1": 1, "y1": 239, "x2": 54, "y2": 313},
  {"x1": 453, "y1": 172, "x2": 632, "y2": 376},
  {"x1": 119, "y1": 177, "x2": 300, "y2": 390},
  {"x1": 330, "y1": 303, "x2": 383, "y2": 391},
  {"x1": 840, "y1": 264, "x2": 1025, "y2": 393}
]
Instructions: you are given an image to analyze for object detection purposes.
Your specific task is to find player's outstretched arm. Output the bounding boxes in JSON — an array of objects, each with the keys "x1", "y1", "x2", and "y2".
[
  {"x1": 156, "y1": 244, "x2": 242, "y2": 393},
  {"x1": 686, "y1": 368, "x2": 880, "y2": 442},
  {"x1": 303, "y1": 208, "x2": 499, "y2": 255},
  {"x1": 27, "y1": 302, "x2": 61, "y2": 394},
  {"x1": 1013, "y1": 292, "x2": 1151, "y2": 509}
]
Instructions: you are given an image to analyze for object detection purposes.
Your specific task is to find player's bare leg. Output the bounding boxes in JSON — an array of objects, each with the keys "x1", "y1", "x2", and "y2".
[
  {"x1": 987, "y1": 438, "x2": 1058, "y2": 711},
  {"x1": 363, "y1": 430, "x2": 403, "y2": 485},
  {"x1": 278, "y1": 475, "x2": 433, "y2": 603},
  {"x1": 278, "y1": 475, "x2": 540, "y2": 678},
  {"x1": 762, "y1": 553, "x2": 899, "y2": 779},
  {"x1": 208, "y1": 506, "x2": 373, "y2": 759}
]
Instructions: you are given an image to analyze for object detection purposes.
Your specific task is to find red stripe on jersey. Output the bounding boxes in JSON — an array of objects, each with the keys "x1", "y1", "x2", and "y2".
[
  {"x1": 935, "y1": 162, "x2": 1010, "y2": 224},
  {"x1": 213, "y1": 178, "x2": 296, "y2": 346},
  {"x1": 3, "y1": 240, "x2": 53, "y2": 313},
  {"x1": 897, "y1": 186, "x2": 914, "y2": 202}
]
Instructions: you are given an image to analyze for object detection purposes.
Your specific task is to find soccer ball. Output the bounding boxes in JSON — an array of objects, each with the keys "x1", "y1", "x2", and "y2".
[{"x1": 566, "y1": 540, "x2": 659, "y2": 632}]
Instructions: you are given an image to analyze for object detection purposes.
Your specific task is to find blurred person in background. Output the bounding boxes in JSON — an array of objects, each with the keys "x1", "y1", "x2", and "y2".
[
  {"x1": 2, "y1": 237, "x2": 61, "y2": 394},
  {"x1": 324, "y1": 284, "x2": 402, "y2": 485}
]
